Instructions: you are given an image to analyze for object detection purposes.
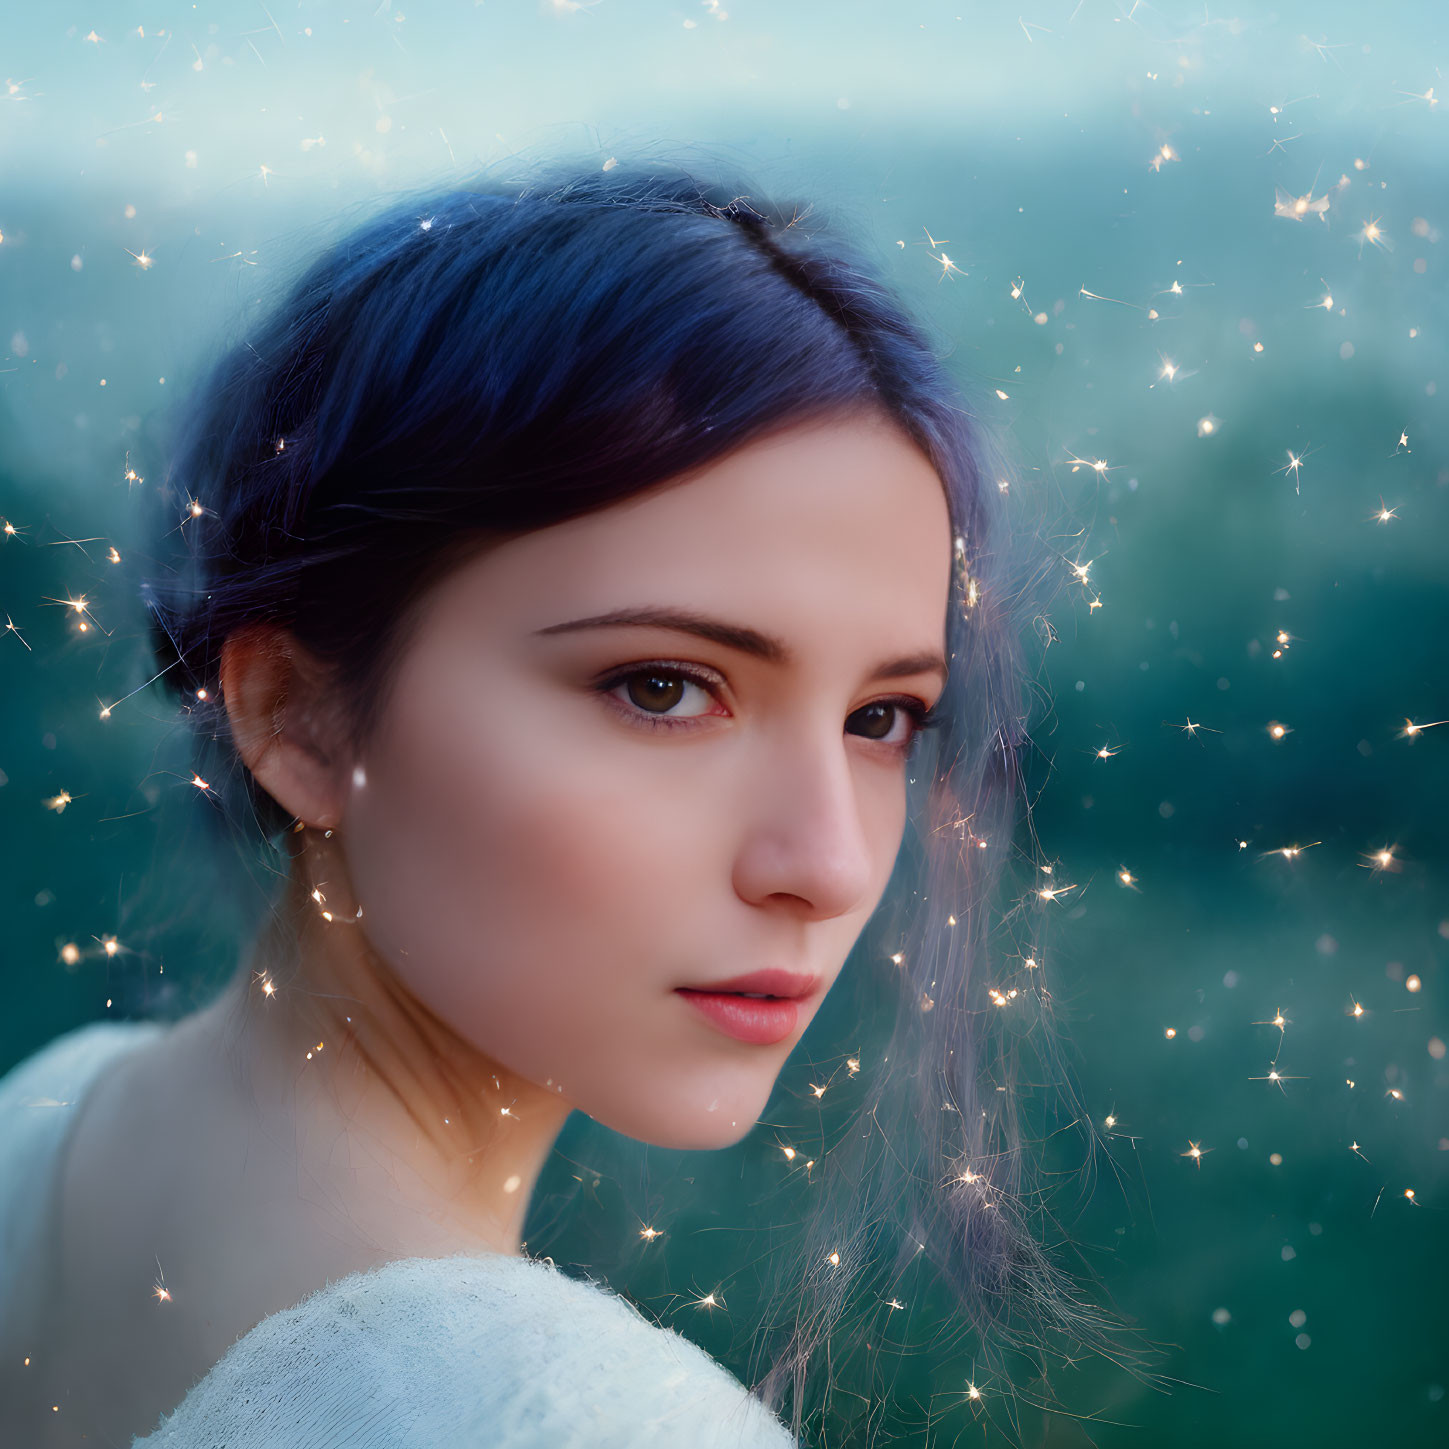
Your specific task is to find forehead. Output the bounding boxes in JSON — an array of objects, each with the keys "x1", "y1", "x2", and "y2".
[{"x1": 440, "y1": 413, "x2": 954, "y2": 638}]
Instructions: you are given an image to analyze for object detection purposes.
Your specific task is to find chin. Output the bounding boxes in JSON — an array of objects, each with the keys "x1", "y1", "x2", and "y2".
[{"x1": 586, "y1": 1086, "x2": 775, "y2": 1152}]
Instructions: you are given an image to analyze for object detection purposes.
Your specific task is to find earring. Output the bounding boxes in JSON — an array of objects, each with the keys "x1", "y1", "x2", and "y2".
[{"x1": 305, "y1": 828, "x2": 364, "y2": 925}]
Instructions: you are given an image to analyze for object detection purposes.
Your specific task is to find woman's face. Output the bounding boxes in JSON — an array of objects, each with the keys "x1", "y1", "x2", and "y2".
[{"x1": 339, "y1": 410, "x2": 955, "y2": 1150}]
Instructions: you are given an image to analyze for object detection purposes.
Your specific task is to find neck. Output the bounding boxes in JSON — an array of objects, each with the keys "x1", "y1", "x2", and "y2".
[{"x1": 193, "y1": 828, "x2": 573, "y2": 1262}]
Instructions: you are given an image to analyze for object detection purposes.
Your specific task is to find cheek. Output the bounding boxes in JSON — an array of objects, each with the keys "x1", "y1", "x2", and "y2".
[{"x1": 338, "y1": 670, "x2": 717, "y2": 1068}]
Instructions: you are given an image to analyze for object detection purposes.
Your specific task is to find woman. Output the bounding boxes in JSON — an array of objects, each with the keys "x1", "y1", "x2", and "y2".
[{"x1": 0, "y1": 160, "x2": 1140, "y2": 1446}]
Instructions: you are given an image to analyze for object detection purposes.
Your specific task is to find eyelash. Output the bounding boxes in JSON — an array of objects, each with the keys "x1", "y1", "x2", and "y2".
[{"x1": 592, "y1": 661, "x2": 945, "y2": 758}]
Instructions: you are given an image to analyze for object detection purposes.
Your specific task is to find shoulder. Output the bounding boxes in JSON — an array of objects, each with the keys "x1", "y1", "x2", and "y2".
[
  {"x1": 0, "y1": 1018, "x2": 166, "y2": 1113},
  {"x1": 134, "y1": 1252, "x2": 798, "y2": 1448},
  {"x1": 0, "y1": 1020, "x2": 168, "y2": 1336},
  {"x1": 0, "y1": 1017, "x2": 170, "y2": 1245}
]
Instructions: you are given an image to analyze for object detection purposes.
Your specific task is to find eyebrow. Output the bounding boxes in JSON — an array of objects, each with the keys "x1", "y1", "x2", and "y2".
[{"x1": 532, "y1": 606, "x2": 949, "y2": 685}]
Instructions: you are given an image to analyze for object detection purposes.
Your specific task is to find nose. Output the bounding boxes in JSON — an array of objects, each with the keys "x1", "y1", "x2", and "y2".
[{"x1": 731, "y1": 731, "x2": 884, "y2": 920}]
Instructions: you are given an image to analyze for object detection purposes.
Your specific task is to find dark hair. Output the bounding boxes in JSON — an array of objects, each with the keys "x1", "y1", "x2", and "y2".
[{"x1": 140, "y1": 157, "x2": 1163, "y2": 1442}]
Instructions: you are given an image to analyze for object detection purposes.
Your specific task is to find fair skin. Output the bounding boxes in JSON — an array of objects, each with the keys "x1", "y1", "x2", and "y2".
[{"x1": 31, "y1": 408, "x2": 953, "y2": 1445}]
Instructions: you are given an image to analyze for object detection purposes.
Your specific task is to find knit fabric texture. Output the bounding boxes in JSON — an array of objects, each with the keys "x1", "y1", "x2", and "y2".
[{"x1": 134, "y1": 1251, "x2": 798, "y2": 1448}]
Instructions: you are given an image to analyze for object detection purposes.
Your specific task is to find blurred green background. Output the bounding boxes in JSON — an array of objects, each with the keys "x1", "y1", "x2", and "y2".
[{"x1": 2, "y1": 3, "x2": 1446, "y2": 1446}]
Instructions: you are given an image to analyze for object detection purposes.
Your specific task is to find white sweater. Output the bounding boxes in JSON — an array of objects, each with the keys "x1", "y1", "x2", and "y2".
[{"x1": 0, "y1": 1021, "x2": 798, "y2": 1447}]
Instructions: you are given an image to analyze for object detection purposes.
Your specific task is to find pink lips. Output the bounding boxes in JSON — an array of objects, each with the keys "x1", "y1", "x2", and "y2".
[
  {"x1": 674, "y1": 968, "x2": 820, "y2": 1045},
  {"x1": 678, "y1": 968, "x2": 820, "y2": 999},
  {"x1": 675, "y1": 991, "x2": 802, "y2": 1045}
]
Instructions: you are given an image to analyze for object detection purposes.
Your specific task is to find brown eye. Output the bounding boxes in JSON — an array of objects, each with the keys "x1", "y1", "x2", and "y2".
[
  {"x1": 850, "y1": 701, "x2": 898, "y2": 742},
  {"x1": 848, "y1": 700, "x2": 927, "y2": 752},
  {"x1": 625, "y1": 670, "x2": 688, "y2": 714},
  {"x1": 595, "y1": 663, "x2": 723, "y2": 732}
]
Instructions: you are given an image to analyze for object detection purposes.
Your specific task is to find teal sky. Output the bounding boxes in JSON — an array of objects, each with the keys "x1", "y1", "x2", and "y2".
[{"x1": 4, "y1": 0, "x2": 1445, "y2": 201}]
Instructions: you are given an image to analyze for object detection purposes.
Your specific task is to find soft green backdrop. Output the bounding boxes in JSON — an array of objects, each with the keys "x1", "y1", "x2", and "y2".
[{"x1": 2, "y1": 3, "x2": 1445, "y2": 1445}]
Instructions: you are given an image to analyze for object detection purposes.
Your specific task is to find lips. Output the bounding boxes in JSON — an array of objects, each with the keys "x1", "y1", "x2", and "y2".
[
  {"x1": 674, "y1": 990, "x2": 803, "y2": 1045},
  {"x1": 673, "y1": 968, "x2": 819, "y2": 1046},
  {"x1": 676, "y1": 967, "x2": 819, "y2": 1000}
]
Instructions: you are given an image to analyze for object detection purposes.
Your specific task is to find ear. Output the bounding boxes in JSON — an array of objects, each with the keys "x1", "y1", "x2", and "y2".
[{"x1": 218, "y1": 623, "x2": 352, "y2": 831}]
